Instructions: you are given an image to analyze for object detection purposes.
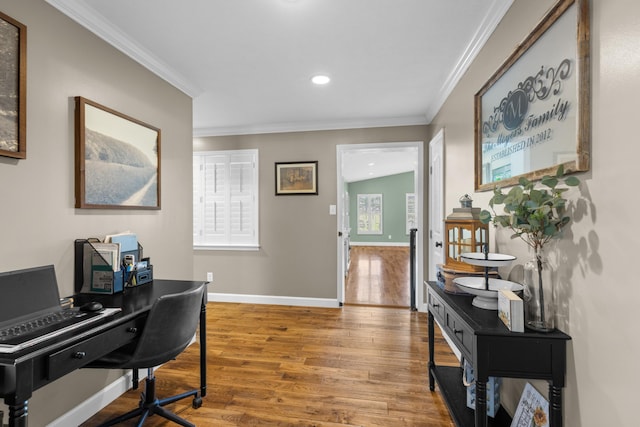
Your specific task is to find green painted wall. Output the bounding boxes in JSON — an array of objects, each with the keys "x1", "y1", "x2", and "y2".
[{"x1": 348, "y1": 171, "x2": 414, "y2": 244}]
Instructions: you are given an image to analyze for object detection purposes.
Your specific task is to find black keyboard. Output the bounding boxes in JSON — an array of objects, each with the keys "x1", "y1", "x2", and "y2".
[{"x1": 0, "y1": 308, "x2": 119, "y2": 352}]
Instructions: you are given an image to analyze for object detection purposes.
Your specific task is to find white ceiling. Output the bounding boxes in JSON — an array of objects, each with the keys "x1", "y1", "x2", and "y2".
[
  {"x1": 47, "y1": 0, "x2": 513, "y2": 138},
  {"x1": 341, "y1": 146, "x2": 419, "y2": 183}
]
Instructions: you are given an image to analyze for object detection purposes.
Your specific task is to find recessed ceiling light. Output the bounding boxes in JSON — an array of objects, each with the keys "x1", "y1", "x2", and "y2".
[{"x1": 311, "y1": 75, "x2": 331, "y2": 85}]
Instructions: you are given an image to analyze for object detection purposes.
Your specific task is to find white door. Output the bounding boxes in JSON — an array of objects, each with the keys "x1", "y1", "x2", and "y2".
[{"x1": 428, "y1": 129, "x2": 444, "y2": 282}]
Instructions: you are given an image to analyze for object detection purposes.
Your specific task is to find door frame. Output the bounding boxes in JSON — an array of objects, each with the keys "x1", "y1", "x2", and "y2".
[
  {"x1": 428, "y1": 129, "x2": 445, "y2": 285},
  {"x1": 336, "y1": 141, "x2": 424, "y2": 308}
]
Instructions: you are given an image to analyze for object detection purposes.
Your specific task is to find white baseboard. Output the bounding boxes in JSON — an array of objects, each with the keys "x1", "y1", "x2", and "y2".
[
  {"x1": 47, "y1": 369, "x2": 145, "y2": 427},
  {"x1": 208, "y1": 292, "x2": 340, "y2": 308}
]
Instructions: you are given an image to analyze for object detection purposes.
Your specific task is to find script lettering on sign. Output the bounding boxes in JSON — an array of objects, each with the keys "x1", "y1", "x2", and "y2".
[{"x1": 480, "y1": 58, "x2": 575, "y2": 184}]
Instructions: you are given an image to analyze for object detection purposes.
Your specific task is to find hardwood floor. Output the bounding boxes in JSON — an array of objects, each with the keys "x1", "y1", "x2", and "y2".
[
  {"x1": 82, "y1": 302, "x2": 458, "y2": 426},
  {"x1": 345, "y1": 246, "x2": 411, "y2": 307}
]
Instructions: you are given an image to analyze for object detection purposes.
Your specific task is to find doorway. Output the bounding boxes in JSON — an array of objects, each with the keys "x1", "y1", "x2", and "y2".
[
  {"x1": 344, "y1": 245, "x2": 412, "y2": 307},
  {"x1": 336, "y1": 142, "x2": 424, "y2": 308}
]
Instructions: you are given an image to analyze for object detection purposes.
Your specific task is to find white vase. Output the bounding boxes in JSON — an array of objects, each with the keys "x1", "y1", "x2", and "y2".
[{"x1": 523, "y1": 248, "x2": 555, "y2": 332}]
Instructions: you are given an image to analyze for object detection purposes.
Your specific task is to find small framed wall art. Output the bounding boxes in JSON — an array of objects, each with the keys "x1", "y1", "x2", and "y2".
[
  {"x1": 275, "y1": 161, "x2": 318, "y2": 195},
  {"x1": 0, "y1": 11, "x2": 27, "y2": 159},
  {"x1": 75, "y1": 96, "x2": 161, "y2": 209}
]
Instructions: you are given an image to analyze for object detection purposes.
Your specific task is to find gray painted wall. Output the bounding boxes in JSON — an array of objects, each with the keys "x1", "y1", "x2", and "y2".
[
  {"x1": 193, "y1": 127, "x2": 428, "y2": 299},
  {"x1": 0, "y1": 0, "x2": 193, "y2": 424},
  {"x1": 430, "y1": 0, "x2": 638, "y2": 425}
]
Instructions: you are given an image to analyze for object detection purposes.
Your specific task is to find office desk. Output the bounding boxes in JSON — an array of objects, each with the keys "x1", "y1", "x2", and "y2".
[{"x1": 0, "y1": 280, "x2": 207, "y2": 427}]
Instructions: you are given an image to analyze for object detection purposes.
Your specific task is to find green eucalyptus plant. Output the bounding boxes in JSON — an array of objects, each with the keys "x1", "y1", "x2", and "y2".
[
  {"x1": 479, "y1": 165, "x2": 580, "y2": 331},
  {"x1": 478, "y1": 165, "x2": 580, "y2": 254}
]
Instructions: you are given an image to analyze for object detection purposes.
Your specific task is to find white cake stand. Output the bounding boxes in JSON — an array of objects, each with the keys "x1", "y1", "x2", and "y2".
[
  {"x1": 460, "y1": 252, "x2": 517, "y2": 268},
  {"x1": 454, "y1": 252, "x2": 522, "y2": 310}
]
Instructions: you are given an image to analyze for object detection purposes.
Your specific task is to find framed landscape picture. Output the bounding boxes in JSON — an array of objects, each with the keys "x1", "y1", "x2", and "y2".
[
  {"x1": 75, "y1": 97, "x2": 161, "y2": 209},
  {"x1": 0, "y1": 11, "x2": 26, "y2": 159},
  {"x1": 275, "y1": 161, "x2": 318, "y2": 195}
]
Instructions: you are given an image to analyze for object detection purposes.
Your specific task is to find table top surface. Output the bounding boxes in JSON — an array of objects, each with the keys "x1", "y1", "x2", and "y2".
[
  {"x1": 0, "y1": 280, "x2": 206, "y2": 364},
  {"x1": 426, "y1": 280, "x2": 571, "y2": 340}
]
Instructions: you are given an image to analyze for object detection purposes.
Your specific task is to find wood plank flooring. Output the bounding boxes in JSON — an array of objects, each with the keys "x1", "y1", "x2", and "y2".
[
  {"x1": 344, "y1": 246, "x2": 411, "y2": 308},
  {"x1": 81, "y1": 303, "x2": 458, "y2": 426}
]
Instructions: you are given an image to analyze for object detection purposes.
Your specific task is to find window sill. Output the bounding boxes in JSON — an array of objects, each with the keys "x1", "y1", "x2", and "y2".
[{"x1": 194, "y1": 245, "x2": 260, "y2": 251}]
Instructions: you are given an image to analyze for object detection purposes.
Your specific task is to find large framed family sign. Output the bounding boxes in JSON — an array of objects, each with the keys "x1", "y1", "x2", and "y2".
[{"x1": 474, "y1": 0, "x2": 590, "y2": 191}]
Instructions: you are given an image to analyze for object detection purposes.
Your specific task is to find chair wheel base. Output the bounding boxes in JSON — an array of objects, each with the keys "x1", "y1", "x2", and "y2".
[{"x1": 192, "y1": 396, "x2": 203, "y2": 409}]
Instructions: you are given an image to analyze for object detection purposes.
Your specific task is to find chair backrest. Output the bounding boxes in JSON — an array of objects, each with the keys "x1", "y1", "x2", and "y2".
[{"x1": 127, "y1": 283, "x2": 205, "y2": 368}]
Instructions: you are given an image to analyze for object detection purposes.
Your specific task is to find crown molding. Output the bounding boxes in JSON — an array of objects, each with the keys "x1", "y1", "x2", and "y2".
[
  {"x1": 46, "y1": 0, "x2": 202, "y2": 97},
  {"x1": 48, "y1": 0, "x2": 512, "y2": 134},
  {"x1": 424, "y1": 0, "x2": 514, "y2": 123},
  {"x1": 193, "y1": 115, "x2": 429, "y2": 137}
]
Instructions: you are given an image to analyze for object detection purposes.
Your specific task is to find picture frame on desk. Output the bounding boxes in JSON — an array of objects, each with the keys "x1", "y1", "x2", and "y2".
[
  {"x1": 0, "y1": 11, "x2": 27, "y2": 159},
  {"x1": 75, "y1": 96, "x2": 161, "y2": 209}
]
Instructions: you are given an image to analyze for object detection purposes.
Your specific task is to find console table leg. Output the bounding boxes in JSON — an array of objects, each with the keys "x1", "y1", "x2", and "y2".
[
  {"x1": 427, "y1": 312, "x2": 435, "y2": 391},
  {"x1": 474, "y1": 380, "x2": 488, "y2": 427},
  {"x1": 549, "y1": 383, "x2": 563, "y2": 427},
  {"x1": 8, "y1": 401, "x2": 28, "y2": 427}
]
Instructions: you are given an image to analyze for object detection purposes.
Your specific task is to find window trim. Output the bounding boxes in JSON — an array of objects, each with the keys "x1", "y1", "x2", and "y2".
[{"x1": 193, "y1": 149, "x2": 259, "y2": 250}]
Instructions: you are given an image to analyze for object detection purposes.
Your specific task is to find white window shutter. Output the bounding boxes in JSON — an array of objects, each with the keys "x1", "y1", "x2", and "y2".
[
  {"x1": 229, "y1": 155, "x2": 255, "y2": 243},
  {"x1": 204, "y1": 155, "x2": 228, "y2": 244},
  {"x1": 194, "y1": 150, "x2": 258, "y2": 248}
]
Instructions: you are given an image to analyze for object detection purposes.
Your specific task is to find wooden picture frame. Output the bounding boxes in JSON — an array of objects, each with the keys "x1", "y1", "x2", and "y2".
[
  {"x1": 474, "y1": 0, "x2": 590, "y2": 191},
  {"x1": 275, "y1": 161, "x2": 318, "y2": 195},
  {"x1": 511, "y1": 383, "x2": 549, "y2": 427},
  {"x1": 75, "y1": 97, "x2": 161, "y2": 209},
  {"x1": 0, "y1": 11, "x2": 26, "y2": 159}
]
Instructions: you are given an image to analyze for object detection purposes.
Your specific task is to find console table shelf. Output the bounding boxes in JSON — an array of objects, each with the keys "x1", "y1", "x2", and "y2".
[
  {"x1": 431, "y1": 365, "x2": 511, "y2": 426},
  {"x1": 426, "y1": 281, "x2": 570, "y2": 427}
]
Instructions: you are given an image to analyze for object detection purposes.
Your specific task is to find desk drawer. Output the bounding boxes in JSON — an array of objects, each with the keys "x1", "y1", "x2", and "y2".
[
  {"x1": 47, "y1": 317, "x2": 143, "y2": 380},
  {"x1": 444, "y1": 308, "x2": 474, "y2": 361},
  {"x1": 427, "y1": 289, "x2": 445, "y2": 322}
]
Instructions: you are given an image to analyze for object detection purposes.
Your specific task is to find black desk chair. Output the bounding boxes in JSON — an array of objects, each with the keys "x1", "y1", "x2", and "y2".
[{"x1": 89, "y1": 283, "x2": 205, "y2": 427}]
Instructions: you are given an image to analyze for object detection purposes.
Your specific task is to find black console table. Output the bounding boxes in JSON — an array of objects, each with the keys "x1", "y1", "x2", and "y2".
[{"x1": 426, "y1": 281, "x2": 571, "y2": 427}]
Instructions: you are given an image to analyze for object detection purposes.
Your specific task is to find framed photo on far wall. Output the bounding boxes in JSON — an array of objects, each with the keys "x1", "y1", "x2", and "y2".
[
  {"x1": 0, "y1": 11, "x2": 27, "y2": 159},
  {"x1": 275, "y1": 161, "x2": 318, "y2": 195},
  {"x1": 75, "y1": 97, "x2": 161, "y2": 209}
]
